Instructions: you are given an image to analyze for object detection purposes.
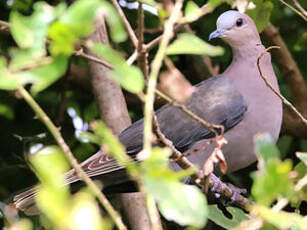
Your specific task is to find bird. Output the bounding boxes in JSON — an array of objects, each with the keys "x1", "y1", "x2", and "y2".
[{"x1": 13, "y1": 10, "x2": 282, "y2": 215}]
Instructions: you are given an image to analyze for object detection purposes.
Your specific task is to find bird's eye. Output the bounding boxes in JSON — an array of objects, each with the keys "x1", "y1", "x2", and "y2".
[{"x1": 236, "y1": 18, "x2": 243, "y2": 27}]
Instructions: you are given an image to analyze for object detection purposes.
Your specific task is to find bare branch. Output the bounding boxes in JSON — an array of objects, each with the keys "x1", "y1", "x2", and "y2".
[
  {"x1": 152, "y1": 114, "x2": 253, "y2": 210},
  {"x1": 86, "y1": 12, "x2": 131, "y2": 135},
  {"x1": 290, "y1": 0, "x2": 307, "y2": 17},
  {"x1": 144, "y1": 3, "x2": 213, "y2": 52},
  {"x1": 110, "y1": 0, "x2": 139, "y2": 48},
  {"x1": 18, "y1": 87, "x2": 127, "y2": 230},
  {"x1": 277, "y1": 0, "x2": 306, "y2": 20},
  {"x1": 137, "y1": 3, "x2": 149, "y2": 78},
  {"x1": 143, "y1": 0, "x2": 184, "y2": 152}
]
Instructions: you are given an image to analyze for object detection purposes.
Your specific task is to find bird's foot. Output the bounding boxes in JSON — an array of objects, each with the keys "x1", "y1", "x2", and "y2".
[
  {"x1": 225, "y1": 183, "x2": 247, "y2": 205},
  {"x1": 208, "y1": 174, "x2": 247, "y2": 205}
]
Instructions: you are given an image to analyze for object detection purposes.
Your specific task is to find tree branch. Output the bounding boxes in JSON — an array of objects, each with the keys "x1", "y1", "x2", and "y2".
[
  {"x1": 18, "y1": 86, "x2": 127, "y2": 230},
  {"x1": 110, "y1": 0, "x2": 139, "y2": 48},
  {"x1": 86, "y1": 11, "x2": 131, "y2": 135},
  {"x1": 277, "y1": 0, "x2": 306, "y2": 20},
  {"x1": 152, "y1": 114, "x2": 253, "y2": 210},
  {"x1": 143, "y1": 0, "x2": 184, "y2": 152},
  {"x1": 290, "y1": 0, "x2": 307, "y2": 18}
]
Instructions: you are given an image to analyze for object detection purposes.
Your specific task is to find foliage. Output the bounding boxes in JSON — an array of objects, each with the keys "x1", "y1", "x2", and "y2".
[{"x1": 0, "y1": 0, "x2": 306, "y2": 230}]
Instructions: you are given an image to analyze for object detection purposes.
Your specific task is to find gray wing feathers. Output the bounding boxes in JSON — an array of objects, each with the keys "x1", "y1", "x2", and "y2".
[
  {"x1": 120, "y1": 74, "x2": 247, "y2": 152},
  {"x1": 13, "y1": 74, "x2": 247, "y2": 214}
]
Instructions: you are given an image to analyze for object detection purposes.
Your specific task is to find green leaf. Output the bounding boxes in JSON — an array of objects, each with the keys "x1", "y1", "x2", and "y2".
[
  {"x1": 10, "y1": 2, "x2": 55, "y2": 52},
  {"x1": 61, "y1": 0, "x2": 102, "y2": 36},
  {"x1": 141, "y1": 148, "x2": 207, "y2": 228},
  {"x1": 254, "y1": 133, "x2": 280, "y2": 164},
  {"x1": 48, "y1": 22, "x2": 77, "y2": 56},
  {"x1": 247, "y1": 0, "x2": 274, "y2": 32},
  {"x1": 166, "y1": 33, "x2": 224, "y2": 56},
  {"x1": 89, "y1": 43, "x2": 145, "y2": 93},
  {"x1": 29, "y1": 55, "x2": 69, "y2": 93},
  {"x1": 31, "y1": 145, "x2": 69, "y2": 183},
  {"x1": 0, "y1": 103, "x2": 14, "y2": 119},
  {"x1": 184, "y1": 1, "x2": 201, "y2": 22},
  {"x1": 91, "y1": 121, "x2": 136, "y2": 172},
  {"x1": 101, "y1": 1, "x2": 127, "y2": 43},
  {"x1": 31, "y1": 145, "x2": 70, "y2": 223},
  {"x1": 253, "y1": 205, "x2": 307, "y2": 230},
  {"x1": 108, "y1": 66, "x2": 145, "y2": 93},
  {"x1": 208, "y1": 0, "x2": 228, "y2": 9},
  {"x1": 0, "y1": 57, "x2": 35, "y2": 90},
  {"x1": 68, "y1": 192, "x2": 111, "y2": 230},
  {"x1": 251, "y1": 159, "x2": 296, "y2": 206},
  {"x1": 144, "y1": 178, "x2": 207, "y2": 228},
  {"x1": 296, "y1": 152, "x2": 307, "y2": 166},
  {"x1": 208, "y1": 205, "x2": 249, "y2": 229}
]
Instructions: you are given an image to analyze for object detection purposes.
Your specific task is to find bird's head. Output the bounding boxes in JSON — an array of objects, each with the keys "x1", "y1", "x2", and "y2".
[{"x1": 209, "y1": 10, "x2": 260, "y2": 47}]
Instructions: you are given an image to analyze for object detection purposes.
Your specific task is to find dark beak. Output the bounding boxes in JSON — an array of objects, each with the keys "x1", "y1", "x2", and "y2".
[{"x1": 209, "y1": 28, "x2": 227, "y2": 41}]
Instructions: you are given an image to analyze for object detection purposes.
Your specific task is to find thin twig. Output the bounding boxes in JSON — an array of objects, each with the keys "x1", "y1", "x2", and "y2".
[
  {"x1": 18, "y1": 87, "x2": 127, "y2": 230},
  {"x1": 277, "y1": 0, "x2": 306, "y2": 20},
  {"x1": 155, "y1": 89, "x2": 223, "y2": 135},
  {"x1": 290, "y1": 0, "x2": 307, "y2": 17},
  {"x1": 143, "y1": 0, "x2": 184, "y2": 152},
  {"x1": 152, "y1": 114, "x2": 252, "y2": 210},
  {"x1": 75, "y1": 47, "x2": 223, "y2": 136},
  {"x1": 76, "y1": 48, "x2": 112, "y2": 68},
  {"x1": 257, "y1": 46, "x2": 307, "y2": 126},
  {"x1": 144, "y1": 3, "x2": 213, "y2": 52},
  {"x1": 110, "y1": 0, "x2": 139, "y2": 47},
  {"x1": 0, "y1": 20, "x2": 9, "y2": 28},
  {"x1": 126, "y1": 50, "x2": 138, "y2": 66},
  {"x1": 137, "y1": 3, "x2": 148, "y2": 78}
]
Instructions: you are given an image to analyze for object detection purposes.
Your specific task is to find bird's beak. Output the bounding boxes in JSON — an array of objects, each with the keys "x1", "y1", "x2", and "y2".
[{"x1": 209, "y1": 28, "x2": 227, "y2": 41}]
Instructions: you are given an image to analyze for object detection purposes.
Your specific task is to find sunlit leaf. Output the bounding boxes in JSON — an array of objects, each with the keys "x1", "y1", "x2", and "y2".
[
  {"x1": 167, "y1": 33, "x2": 224, "y2": 56},
  {"x1": 101, "y1": 1, "x2": 127, "y2": 43},
  {"x1": 89, "y1": 43, "x2": 145, "y2": 93},
  {"x1": 10, "y1": 2, "x2": 55, "y2": 52},
  {"x1": 29, "y1": 55, "x2": 69, "y2": 93},
  {"x1": 208, "y1": 205, "x2": 249, "y2": 229},
  {"x1": 296, "y1": 152, "x2": 307, "y2": 166},
  {"x1": 254, "y1": 133, "x2": 280, "y2": 164},
  {"x1": 144, "y1": 177, "x2": 207, "y2": 228},
  {"x1": 184, "y1": 1, "x2": 201, "y2": 22},
  {"x1": 31, "y1": 145, "x2": 69, "y2": 183},
  {"x1": 91, "y1": 121, "x2": 136, "y2": 172},
  {"x1": 31, "y1": 145, "x2": 70, "y2": 224},
  {"x1": 0, "y1": 57, "x2": 35, "y2": 90},
  {"x1": 247, "y1": 0, "x2": 273, "y2": 32},
  {"x1": 9, "y1": 219, "x2": 33, "y2": 230},
  {"x1": 68, "y1": 192, "x2": 112, "y2": 230},
  {"x1": 252, "y1": 205, "x2": 307, "y2": 230},
  {"x1": 251, "y1": 159, "x2": 296, "y2": 206},
  {"x1": 141, "y1": 148, "x2": 207, "y2": 228},
  {"x1": 208, "y1": 0, "x2": 228, "y2": 9}
]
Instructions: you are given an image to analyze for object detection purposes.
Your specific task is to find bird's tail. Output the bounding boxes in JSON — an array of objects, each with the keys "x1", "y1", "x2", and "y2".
[{"x1": 12, "y1": 151, "x2": 129, "y2": 215}]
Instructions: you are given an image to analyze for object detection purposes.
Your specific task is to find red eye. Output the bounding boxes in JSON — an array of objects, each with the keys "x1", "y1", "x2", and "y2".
[{"x1": 236, "y1": 18, "x2": 243, "y2": 27}]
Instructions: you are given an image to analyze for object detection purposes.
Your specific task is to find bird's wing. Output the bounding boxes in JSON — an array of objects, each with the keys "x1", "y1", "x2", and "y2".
[
  {"x1": 65, "y1": 74, "x2": 247, "y2": 181},
  {"x1": 13, "y1": 74, "x2": 247, "y2": 213},
  {"x1": 120, "y1": 74, "x2": 247, "y2": 152}
]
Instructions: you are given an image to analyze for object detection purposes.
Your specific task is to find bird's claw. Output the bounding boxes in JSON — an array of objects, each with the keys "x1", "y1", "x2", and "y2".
[{"x1": 225, "y1": 183, "x2": 247, "y2": 205}]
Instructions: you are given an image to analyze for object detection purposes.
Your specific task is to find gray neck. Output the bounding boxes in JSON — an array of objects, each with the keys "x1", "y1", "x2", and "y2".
[
  {"x1": 224, "y1": 41, "x2": 280, "y2": 103},
  {"x1": 231, "y1": 42, "x2": 264, "y2": 62}
]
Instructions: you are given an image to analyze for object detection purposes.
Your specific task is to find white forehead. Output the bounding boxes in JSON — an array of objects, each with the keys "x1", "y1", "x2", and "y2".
[{"x1": 216, "y1": 10, "x2": 242, "y2": 29}]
